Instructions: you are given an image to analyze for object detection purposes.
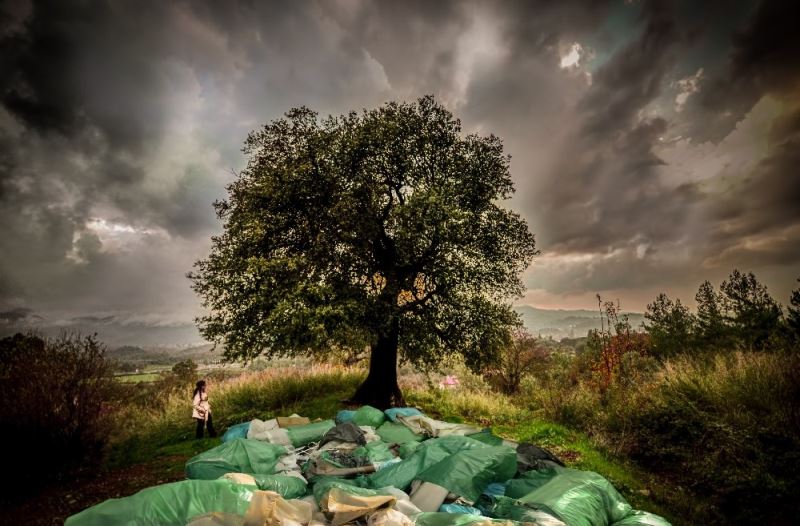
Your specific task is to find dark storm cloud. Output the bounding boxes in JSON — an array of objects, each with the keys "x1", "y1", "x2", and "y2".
[
  {"x1": 687, "y1": 0, "x2": 800, "y2": 142},
  {"x1": 497, "y1": 0, "x2": 798, "y2": 302},
  {"x1": 329, "y1": 0, "x2": 469, "y2": 96},
  {"x1": 578, "y1": 1, "x2": 676, "y2": 137},
  {"x1": 0, "y1": 307, "x2": 41, "y2": 323},
  {"x1": 527, "y1": 0, "x2": 693, "y2": 256},
  {"x1": 0, "y1": 0, "x2": 797, "y2": 334},
  {"x1": 0, "y1": 0, "x2": 226, "y2": 321},
  {"x1": 0, "y1": 0, "x2": 468, "y2": 326},
  {"x1": 1, "y1": 0, "x2": 177, "y2": 152},
  {"x1": 462, "y1": 0, "x2": 613, "y2": 128},
  {"x1": 702, "y1": 110, "x2": 800, "y2": 268},
  {"x1": 0, "y1": 0, "x2": 212, "y2": 280}
]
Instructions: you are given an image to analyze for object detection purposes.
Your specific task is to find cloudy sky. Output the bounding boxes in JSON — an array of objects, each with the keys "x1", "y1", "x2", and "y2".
[{"x1": 1, "y1": 0, "x2": 798, "y2": 343}]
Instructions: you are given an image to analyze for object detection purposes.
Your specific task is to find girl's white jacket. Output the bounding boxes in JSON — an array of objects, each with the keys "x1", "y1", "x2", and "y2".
[{"x1": 192, "y1": 392, "x2": 211, "y2": 420}]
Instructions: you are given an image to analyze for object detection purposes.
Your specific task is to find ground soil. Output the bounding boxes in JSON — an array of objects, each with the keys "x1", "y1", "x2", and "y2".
[{"x1": 2, "y1": 455, "x2": 187, "y2": 525}]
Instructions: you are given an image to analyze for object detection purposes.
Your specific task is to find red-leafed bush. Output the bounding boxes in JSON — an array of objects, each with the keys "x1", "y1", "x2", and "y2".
[{"x1": 589, "y1": 298, "x2": 651, "y2": 391}]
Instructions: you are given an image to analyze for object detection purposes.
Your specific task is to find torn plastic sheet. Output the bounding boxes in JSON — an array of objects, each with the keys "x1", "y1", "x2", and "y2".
[{"x1": 186, "y1": 439, "x2": 287, "y2": 480}]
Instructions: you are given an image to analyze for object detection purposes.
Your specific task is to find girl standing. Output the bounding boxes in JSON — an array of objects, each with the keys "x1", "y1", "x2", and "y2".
[{"x1": 192, "y1": 379, "x2": 217, "y2": 439}]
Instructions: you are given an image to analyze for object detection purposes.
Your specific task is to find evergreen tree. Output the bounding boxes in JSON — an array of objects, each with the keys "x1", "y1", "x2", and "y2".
[
  {"x1": 720, "y1": 270, "x2": 782, "y2": 351},
  {"x1": 694, "y1": 280, "x2": 732, "y2": 351},
  {"x1": 644, "y1": 293, "x2": 696, "y2": 357},
  {"x1": 784, "y1": 278, "x2": 800, "y2": 346}
]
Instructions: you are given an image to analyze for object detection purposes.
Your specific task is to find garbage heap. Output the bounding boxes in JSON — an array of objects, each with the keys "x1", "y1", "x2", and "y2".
[{"x1": 66, "y1": 406, "x2": 670, "y2": 526}]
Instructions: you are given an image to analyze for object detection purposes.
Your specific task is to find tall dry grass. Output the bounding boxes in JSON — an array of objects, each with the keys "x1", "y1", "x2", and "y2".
[
  {"x1": 112, "y1": 365, "x2": 365, "y2": 445},
  {"x1": 518, "y1": 349, "x2": 800, "y2": 523}
]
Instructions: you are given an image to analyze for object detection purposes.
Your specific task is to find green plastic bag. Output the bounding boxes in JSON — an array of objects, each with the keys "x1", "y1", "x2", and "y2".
[
  {"x1": 336, "y1": 409, "x2": 357, "y2": 424},
  {"x1": 466, "y1": 429, "x2": 504, "y2": 446},
  {"x1": 221, "y1": 421, "x2": 251, "y2": 443},
  {"x1": 414, "y1": 512, "x2": 492, "y2": 526},
  {"x1": 286, "y1": 419, "x2": 335, "y2": 447},
  {"x1": 253, "y1": 474, "x2": 308, "y2": 499},
  {"x1": 398, "y1": 440, "x2": 423, "y2": 458},
  {"x1": 353, "y1": 440, "x2": 397, "y2": 465},
  {"x1": 368, "y1": 436, "x2": 490, "y2": 492},
  {"x1": 504, "y1": 468, "x2": 562, "y2": 499},
  {"x1": 517, "y1": 469, "x2": 633, "y2": 526},
  {"x1": 185, "y1": 438, "x2": 287, "y2": 480},
  {"x1": 488, "y1": 495, "x2": 556, "y2": 524},
  {"x1": 611, "y1": 511, "x2": 672, "y2": 526},
  {"x1": 376, "y1": 421, "x2": 424, "y2": 445},
  {"x1": 417, "y1": 445, "x2": 517, "y2": 501},
  {"x1": 65, "y1": 479, "x2": 254, "y2": 526},
  {"x1": 352, "y1": 405, "x2": 386, "y2": 427}
]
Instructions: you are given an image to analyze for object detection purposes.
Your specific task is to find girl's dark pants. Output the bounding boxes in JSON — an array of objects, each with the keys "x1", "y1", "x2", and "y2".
[{"x1": 195, "y1": 414, "x2": 217, "y2": 439}]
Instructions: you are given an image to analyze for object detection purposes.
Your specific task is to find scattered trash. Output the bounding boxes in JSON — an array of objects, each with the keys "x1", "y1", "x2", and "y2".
[
  {"x1": 438, "y1": 375, "x2": 460, "y2": 389},
  {"x1": 66, "y1": 408, "x2": 671, "y2": 526}
]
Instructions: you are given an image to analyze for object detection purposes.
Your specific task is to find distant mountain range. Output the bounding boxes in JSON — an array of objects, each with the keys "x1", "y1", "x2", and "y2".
[
  {"x1": 2, "y1": 306, "x2": 645, "y2": 350},
  {"x1": 513, "y1": 305, "x2": 645, "y2": 340},
  {"x1": 0, "y1": 311, "x2": 204, "y2": 348}
]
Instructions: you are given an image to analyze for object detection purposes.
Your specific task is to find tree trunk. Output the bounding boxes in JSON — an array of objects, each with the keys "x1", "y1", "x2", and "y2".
[{"x1": 350, "y1": 318, "x2": 405, "y2": 409}]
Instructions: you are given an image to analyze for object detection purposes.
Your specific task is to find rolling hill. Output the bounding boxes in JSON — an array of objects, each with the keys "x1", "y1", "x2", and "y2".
[{"x1": 513, "y1": 305, "x2": 645, "y2": 340}]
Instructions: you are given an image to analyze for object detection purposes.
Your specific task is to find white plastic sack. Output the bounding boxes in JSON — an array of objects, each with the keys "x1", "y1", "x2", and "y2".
[
  {"x1": 396, "y1": 415, "x2": 481, "y2": 438},
  {"x1": 368, "y1": 508, "x2": 414, "y2": 526},
  {"x1": 248, "y1": 419, "x2": 291, "y2": 446}
]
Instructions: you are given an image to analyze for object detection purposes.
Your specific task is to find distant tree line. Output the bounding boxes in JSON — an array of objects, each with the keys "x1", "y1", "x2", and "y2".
[{"x1": 644, "y1": 270, "x2": 799, "y2": 357}]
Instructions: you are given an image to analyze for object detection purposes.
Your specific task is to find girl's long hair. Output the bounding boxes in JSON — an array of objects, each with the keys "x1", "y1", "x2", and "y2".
[{"x1": 193, "y1": 380, "x2": 206, "y2": 399}]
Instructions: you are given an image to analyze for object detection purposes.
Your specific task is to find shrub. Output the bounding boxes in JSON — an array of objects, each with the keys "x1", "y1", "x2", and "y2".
[
  {"x1": 587, "y1": 297, "x2": 652, "y2": 392},
  {"x1": 519, "y1": 343, "x2": 800, "y2": 523},
  {"x1": 593, "y1": 351, "x2": 800, "y2": 523},
  {"x1": 484, "y1": 329, "x2": 549, "y2": 394},
  {"x1": 0, "y1": 332, "x2": 118, "y2": 492},
  {"x1": 157, "y1": 359, "x2": 199, "y2": 395},
  {"x1": 518, "y1": 353, "x2": 585, "y2": 423}
]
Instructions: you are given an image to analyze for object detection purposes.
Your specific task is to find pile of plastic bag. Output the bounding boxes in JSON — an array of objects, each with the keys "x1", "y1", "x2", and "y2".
[{"x1": 66, "y1": 406, "x2": 671, "y2": 526}]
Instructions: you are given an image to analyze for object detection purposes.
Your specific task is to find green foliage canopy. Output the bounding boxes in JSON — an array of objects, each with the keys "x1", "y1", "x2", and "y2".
[
  {"x1": 720, "y1": 269, "x2": 783, "y2": 351},
  {"x1": 788, "y1": 279, "x2": 800, "y2": 342},
  {"x1": 644, "y1": 293, "x2": 696, "y2": 358},
  {"x1": 646, "y1": 271, "x2": 793, "y2": 355},
  {"x1": 190, "y1": 96, "x2": 537, "y2": 376},
  {"x1": 694, "y1": 280, "x2": 732, "y2": 351}
]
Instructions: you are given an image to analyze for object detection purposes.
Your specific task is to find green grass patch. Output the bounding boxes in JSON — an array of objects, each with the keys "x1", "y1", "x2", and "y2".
[
  {"x1": 108, "y1": 366, "x2": 364, "y2": 470},
  {"x1": 116, "y1": 372, "x2": 162, "y2": 383}
]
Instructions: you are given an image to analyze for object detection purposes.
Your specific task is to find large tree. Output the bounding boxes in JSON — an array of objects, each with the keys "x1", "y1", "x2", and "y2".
[{"x1": 190, "y1": 96, "x2": 537, "y2": 408}]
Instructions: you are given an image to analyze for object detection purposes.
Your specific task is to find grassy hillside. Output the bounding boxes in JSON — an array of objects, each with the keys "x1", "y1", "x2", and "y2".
[
  {"x1": 7, "y1": 345, "x2": 796, "y2": 525},
  {"x1": 103, "y1": 365, "x2": 678, "y2": 524}
]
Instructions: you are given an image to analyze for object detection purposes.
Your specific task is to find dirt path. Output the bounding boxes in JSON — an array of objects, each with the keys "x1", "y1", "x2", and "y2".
[{"x1": 2, "y1": 456, "x2": 188, "y2": 525}]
